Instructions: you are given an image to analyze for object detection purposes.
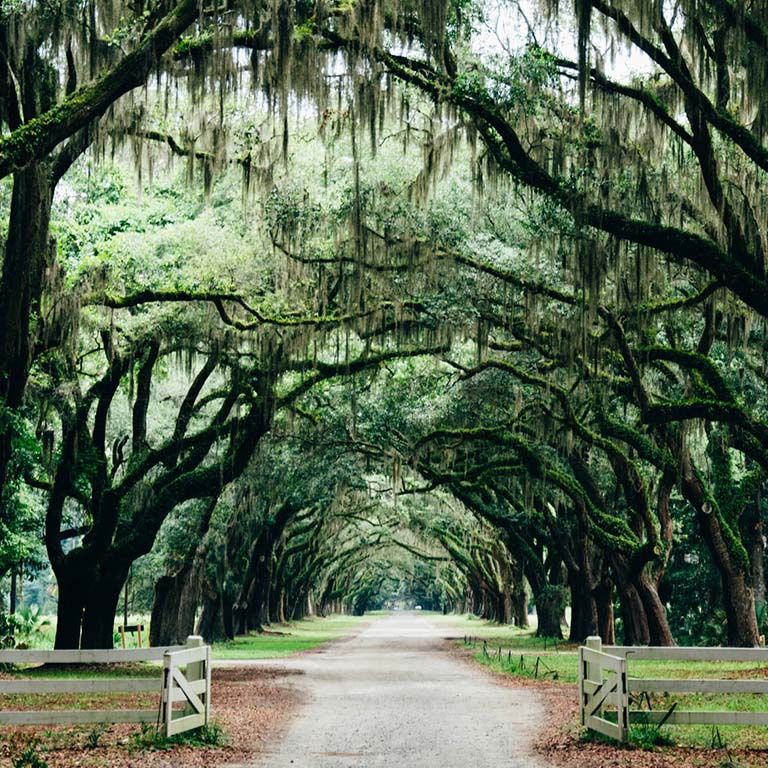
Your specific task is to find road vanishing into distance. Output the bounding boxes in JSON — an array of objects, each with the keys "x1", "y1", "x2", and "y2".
[{"x1": 248, "y1": 612, "x2": 545, "y2": 767}]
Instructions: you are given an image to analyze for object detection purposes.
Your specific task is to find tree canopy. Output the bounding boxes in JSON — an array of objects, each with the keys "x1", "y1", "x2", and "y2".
[{"x1": 2, "y1": 0, "x2": 768, "y2": 649}]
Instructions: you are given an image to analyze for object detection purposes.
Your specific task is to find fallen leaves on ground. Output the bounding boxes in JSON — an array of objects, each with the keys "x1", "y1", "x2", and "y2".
[{"x1": 0, "y1": 666, "x2": 299, "y2": 768}]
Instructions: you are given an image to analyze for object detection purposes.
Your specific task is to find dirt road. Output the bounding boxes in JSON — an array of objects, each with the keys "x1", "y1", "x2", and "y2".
[{"x1": 249, "y1": 612, "x2": 546, "y2": 767}]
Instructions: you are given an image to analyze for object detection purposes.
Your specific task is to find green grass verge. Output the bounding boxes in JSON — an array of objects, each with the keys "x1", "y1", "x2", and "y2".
[
  {"x1": 212, "y1": 614, "x2": 368, "y2": 660},
  {"x1": 431, "y1": 612, "x2": 569, "y2": 649},
  {"x1": 2, "y1": 663, "x2": 156, "y2": 678}
]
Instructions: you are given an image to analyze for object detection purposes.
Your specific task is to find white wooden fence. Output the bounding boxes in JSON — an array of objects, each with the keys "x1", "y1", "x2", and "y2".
[
  {"x1": 578, "y1": 637, "x2": 629, "y2": 741},
  {"x1": 162, "y1": 637, "x2": 211, "y2": 737},
  {"x1": 0, "y1": 635, "x2": 211, "y2": 737},
  {"x1": 579, "y1": 636, "x2": 768, "y2": 742}
]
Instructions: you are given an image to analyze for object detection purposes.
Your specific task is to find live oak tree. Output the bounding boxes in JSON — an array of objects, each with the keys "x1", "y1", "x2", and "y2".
[
  {"x1": 0, "y1": 0, "x2": 210, "y2": 497},
  {"x1": 5, "y1": 0, "x2": 768, "y2": 649}
]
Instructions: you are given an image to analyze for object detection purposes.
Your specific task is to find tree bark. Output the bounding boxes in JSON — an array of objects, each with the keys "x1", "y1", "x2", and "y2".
[
  {"x1": 594, "y1": 577, "x2": 616, "y2": 643},
  {"x1": 0, "y1": 162, "x2": 52, "y2": 491},
  {"x1": 80, "y1": 567, "x2": 127, "y2": 649},
  {"x1": 535, "y1": 585, "x2": 565, "y2": 639},
  {"x1": 511, "y1": 560, "x2": 529, "y2": 628},
  {"x1": 150, "y1": 555, "x2": 205, "y2": 646},
  {"x1": 744, "y1": 496, "x2": 766, "y2": 629},
  {"x1": 53, "y1": 575, "x2": 86, "y2": 649},
  {"x1": 619, "y1": 582, "x2": 651, "y2": 645},
  {"x1": 681, "y1": 460, "x2": 760, "y2": 646},
  {"x1": 197, "y1": 590, "x2": 228, "y2": 643},
  {"x1": 612, "y1": 551, "x2": 675, "y2": 646},
  {"x1": 568, "y1": 570, "x2": 598, "y2": 643},
  {"x1": 635, "y1": 570, "x2": 675, "y2": 646}
]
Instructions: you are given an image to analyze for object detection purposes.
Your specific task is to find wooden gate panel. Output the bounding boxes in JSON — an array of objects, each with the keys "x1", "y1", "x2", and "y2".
[{"x1": 162, "y1": 637, "x2": 211, "y2": 737}]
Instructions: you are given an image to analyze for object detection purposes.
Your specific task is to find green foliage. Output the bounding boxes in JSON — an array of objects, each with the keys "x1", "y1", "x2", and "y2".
[
  {"x1": 84, "y1": 724, "x2": 109, "y2": 749},
  {"x1": 664, "y1": 500, "x2": 729, "y2": 646},
  {"x1": 130, "y1": 722, "x2": 225, "y2": 751},
  {"x1": 453, "y1": 45, "x2": 557, "y2": 116},
  {"x1": 5, "y1": 0, "x2": 768, "y2": 672},
  {"x1": 629, "y1": 725, "x2": 674, "y2": 750},
  {"x1": 103, "y1": 10, "x2": 152, "y2": 48},
  {"x1": 10, "y1": 740, "x2": 48, "y2": 768},
  {"x1": 10, "y1": 604, "x2": 51, "y2": 648},
  {"x1": 0, "y1": 403, "x2": 46, "y2": 580}
]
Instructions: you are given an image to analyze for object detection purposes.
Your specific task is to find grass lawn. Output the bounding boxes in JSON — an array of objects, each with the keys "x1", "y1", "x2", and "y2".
[
  {"x1": 1, "y1": 663, "x2": 156, "y2": 678},
  {"x1": 440, "y1": 614, "x2": 768, "y2": 752},
  {"x1": 431, "y1": 612, "x2": 568, "y2": 648},
  {"x1": 212, "y1": 614, "x2": 368, "y2": 660}
]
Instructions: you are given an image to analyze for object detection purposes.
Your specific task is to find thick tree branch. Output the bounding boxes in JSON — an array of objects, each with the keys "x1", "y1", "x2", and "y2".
[{"x1": 0, "y1": 0, "x2": 198, "y2": 178}]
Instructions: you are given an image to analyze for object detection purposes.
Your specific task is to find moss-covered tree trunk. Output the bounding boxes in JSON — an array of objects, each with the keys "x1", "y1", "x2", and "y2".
[
  {"x1": 594, "y1": 577, "x2": 615, "y2": 643},
  {"x1": 636, "y1": 570, "x2": 675, "y2": 646},
  {"x1": 743, "y1": 497, "x2": 766, "y2": 625},
  {"x1": 150, "y1": 556, "x2": 205, "y2": 646},
  {"x1": 0, "y1": 162, "x2": 52, "y2": 491},
  {"x1": 535, "y1": 585, "x2": 565, "y2": 639},
  {"x1": 681, "y1": 459, "x2": 760, "y2": 646},
  {"x1": 511, "y1": 559, "x2": 529, "y2": 628},
  {"x1": 568, "y1": 570, "x2": 598, "y2": 643}
]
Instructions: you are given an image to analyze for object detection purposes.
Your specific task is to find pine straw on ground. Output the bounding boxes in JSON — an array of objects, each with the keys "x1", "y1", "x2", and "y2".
[
  {"x1": 447, "y1": 642, "x2": 768, "y2": 768},
  {"x1": 0, "y1": 666, "x2": 299, "y2": 768},
  {"x1": 526, "y1": 680, "x2": 768, "y2": 768}
]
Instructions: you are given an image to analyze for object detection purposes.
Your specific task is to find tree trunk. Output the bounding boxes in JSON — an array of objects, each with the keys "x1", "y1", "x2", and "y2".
[
  {"x1": 9, "y1": 570, "x2": 16, "y2": 624},
  {"x1": 744, "y1": 496, "x2": 766, "y2": 630},
  {"x1": 80, "y1": 569, "x2": 126, "y2": 649},
  {"x1": 616, "y1": 579, "x2": 651, "y2": 645},
  {"x1": 535, "y1": 585, "x2": 565, "y2": 639},
  {"x1": 568, "y1": 571, "x2": 598, "y2": 643},
  {"x1": 244, "y1": 550, "x2": 273, "y2": 631},
  {"x1": 510, "y1": 560, "x2": 529, "y2": 628},
  {"x1": 635, "y1": 570, "x2": 675, "y2": 646},
  {"x1": 53, "y1": 577, "x2": 86, "y2": 649},
  {"x1": 594, "y1": 577, "x2": 616, "y2": 644},
  {"x1": 236, "y1": 506, "x2": 293, "y2": 631},
  {"x1": 222, "y1": 592, "x2": 235, "y2": 639},
  {"x1": 0, "y1": 163, "x2": 52, "y2": 492},
  {"x1": 502, "y1": 583, "x2": 513, "y2": 625},
  {"x1": 197, "y1": 592, "x2": 227, "y2": 642},
  {"x1": 681, "y1": 462, "x2": 760, "y2": 646},
  {"x1": 150, "y1": 555, "x2": 205, "y2": 646}
]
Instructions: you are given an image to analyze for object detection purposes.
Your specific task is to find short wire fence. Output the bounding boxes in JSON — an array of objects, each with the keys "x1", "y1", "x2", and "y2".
[{"x1": 461, "y1": 635, "x2": 562, "y2": 680}]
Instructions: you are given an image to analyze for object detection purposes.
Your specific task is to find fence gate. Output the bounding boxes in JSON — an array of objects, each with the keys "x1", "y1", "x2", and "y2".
[
  {"x1": 578, "y1": 637, "x2": 628, "y2": 742},
  {"x1": 162, "y1": 636, "x2": 211, "y2": 737}
]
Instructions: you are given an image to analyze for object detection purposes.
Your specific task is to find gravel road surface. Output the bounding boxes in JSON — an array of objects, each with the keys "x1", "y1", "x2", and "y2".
[{"x1": 249, "y1": 612, "x2": 547, "y2": 768}]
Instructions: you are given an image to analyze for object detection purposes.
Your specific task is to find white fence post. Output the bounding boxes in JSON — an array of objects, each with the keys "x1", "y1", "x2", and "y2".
[
  {"x1": 205, "y1": 644, "x2": 211, "y2": 726},
  {"x1": 617, "y1": 655, "x2": 629, "y2": 743},
  {"x1": 585, "y1": 635, "x2": 602, "y2": 721},
  {"x1": 163, "y1": 649, "x2": 175, "y2": 738}
]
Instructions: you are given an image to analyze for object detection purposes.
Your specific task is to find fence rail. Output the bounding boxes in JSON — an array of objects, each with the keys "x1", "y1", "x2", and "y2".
[
  {"x1": 580, "y1": 636, "x2": 768, "y2": 742},
  {"x1": 0, "y1": 635, "x2": 211, "y2": 734}
]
